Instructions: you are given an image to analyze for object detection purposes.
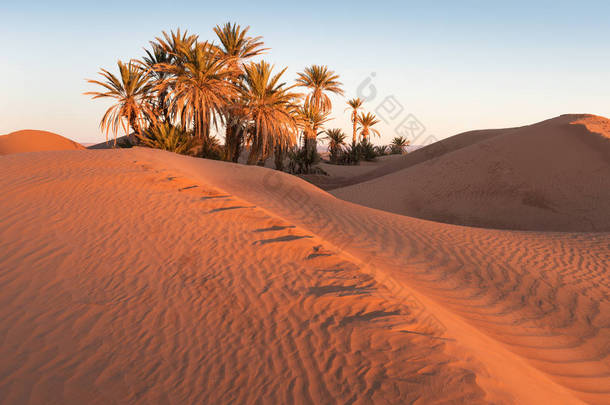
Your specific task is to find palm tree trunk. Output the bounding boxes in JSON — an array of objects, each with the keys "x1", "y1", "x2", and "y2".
[
  {"x1": 232, "y1": 128, "x2": 243, "y2": 163},
  {"x1": 193, "y1": 115, "x2": 201, "y2": 140},
  {"x1": 257, "y1": 128, "x2": 271, "y2": 166},
  {"x1": 274, "y1": 144, "x2": 285, "y2": 171},
  {"x1": 257, "y1": 147, "x2": 268, "y2": 166},
  {"x1": 352, "y1": 111, "x2": 357, "y2": 145},
  {"x1": 130, "y1": 114, "x2": 141, "y2": 145},
  {"x1": 224, "y1": 120, "x2": 234, "y2": 161},
  {"x1": 304, "y1": 129, "x2": 317, "y2": 173},
  {"x1": 361, "y1": 127, "x2": 368, "y2": 143},
  {"x1": 247, "y1": 127, "x2": 261, "y2": 165}
]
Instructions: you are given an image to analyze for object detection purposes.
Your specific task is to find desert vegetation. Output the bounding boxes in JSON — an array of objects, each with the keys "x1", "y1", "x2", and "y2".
[{"x1": 86, "y1": 23, "x2": 408, "y2": 172}]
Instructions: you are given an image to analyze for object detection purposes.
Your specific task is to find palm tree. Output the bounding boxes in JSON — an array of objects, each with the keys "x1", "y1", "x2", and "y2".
[
  {"x1": 85, "y1": 60, "x2": 155, "y2": 145},
  {"x1": 213, "y1": 22, "x2": 267, "y2": 67},
  {"x1": 148, "y1": 29, "x2": 199, "y2": 129},
  {"x1": 296, "y1": 103, "x2": 331, "y2": 172},
  {"x1": 296, "y1": 65, "x2": 344, "y2": 113},
  {"x1": 346, "y1": 97, "x2": 364, "y2": 145},
  {"x1": 153, "y1": 29, "x2": 198, "y2": 61},
  {"x1": 323, "y1": 128, "x2": 346, "y2": 163},
  {"x1": 390, "y1": 135, "x2": 410, "y2": 154},
  {"x1": 155, "y1": 40, "x2": 239, "y2": 145},
  {"x1": 140, "y1": 43, "x2": 172, "y2": 123},
  {"x1": 357, "y1": 112, "x2": 381, "y2": 141},
  {"x1": 214, "y1": 22, "x2": 267, "y2": 162},
  {"x1": 238, "y1": 61, "x2": 301, "y2": 165},
  {"x1": 299, "y1": 103, "x2": 331, "y2": 149}
]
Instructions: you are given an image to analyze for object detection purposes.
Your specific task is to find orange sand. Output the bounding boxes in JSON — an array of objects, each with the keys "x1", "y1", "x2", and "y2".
[
  {"x1": 0, "y1": 130, "x2": 85, "y2": 155},
  {"x1": 331, "y1": 114, "x2": 610, "y2": 232},
  {"x1": 0, "y1": 145, "x2": 608, "y2": 404}
]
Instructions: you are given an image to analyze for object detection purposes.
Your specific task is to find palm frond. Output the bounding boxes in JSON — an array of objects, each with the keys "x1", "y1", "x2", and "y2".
[
  {"x1": 296, "y1": 65, "x2": 344, "y2": 113},
  {"x1": 85, "y1": 60, "x2": 156, "y2": 143}
]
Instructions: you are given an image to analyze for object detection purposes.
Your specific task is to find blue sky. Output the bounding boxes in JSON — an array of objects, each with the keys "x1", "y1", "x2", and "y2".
[{"x1": 1, "y1": 1, "x2": 609, "y2": 144}]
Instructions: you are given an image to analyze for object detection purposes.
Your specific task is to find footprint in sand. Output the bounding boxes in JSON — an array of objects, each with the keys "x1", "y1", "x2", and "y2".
[
  {"x1": 209, "y1": 205, "x2": 256, "y2": 213},
  {"x1": 252, "y1": 225, "x2": 296, "y2": 233},
  {"x1": 252, "y1": 234, "x2": 313, "y2": 245}
]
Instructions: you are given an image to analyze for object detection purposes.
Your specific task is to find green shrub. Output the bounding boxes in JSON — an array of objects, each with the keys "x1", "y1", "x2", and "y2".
[
  {"x1": 140, "y1": 123, "x2": 194, "y2": 155},
  {"x1": 360, "y1": 139, "x2": 377, "y2": 161},
  {"x1": 336, "y1": 143, "x2": 361, "y2": 165},
  {"x1": 374, "y1": 145, "x2": 388, "y2": 156},
  {"x1": 390, "y1": 136, "x2": 409, "y2": 154},
  {"x1": 198, "y1": 136, "x2": 223, "y2": 160},
  {"x1": 287, "y1": 146, "x2": 314, "y2": 173}
]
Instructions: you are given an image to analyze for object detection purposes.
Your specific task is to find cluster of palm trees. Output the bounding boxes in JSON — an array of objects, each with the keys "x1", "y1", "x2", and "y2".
[
  {"x1": 86, "y1": 24, "x2": 334, "y2": 167},
  {"x1": 323, "y1": 130, "x2": 410, "y2": 164},
  {"x1": 320, "y1": 97, "x2": 390, "y2": 165},
  {"x1": 344, "y1": 98, "x2": 381, "y2": 144},
  {"x1": 86, "y1": 23, "x2": 390, "y2": 170}
]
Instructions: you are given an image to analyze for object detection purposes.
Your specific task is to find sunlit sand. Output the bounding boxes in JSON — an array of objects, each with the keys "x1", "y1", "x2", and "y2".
[
  {"x1": 1, "y1": 122, "x2": 608, "y2": 403},
  {"x1": 1, "y1": 17, "x2": 609, "y2": 405}
]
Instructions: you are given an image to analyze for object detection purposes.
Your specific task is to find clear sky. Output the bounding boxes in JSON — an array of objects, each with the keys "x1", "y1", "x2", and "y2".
[{"x1": 1, "y1": 0, "x2": 609, "y2": 145}]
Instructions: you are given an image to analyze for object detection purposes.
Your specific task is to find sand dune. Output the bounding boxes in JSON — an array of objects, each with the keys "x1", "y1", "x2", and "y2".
[
  {"x1": 311, "y1": 128, "x2": 514, "y2": 191},
  {"x1": 1, "y1": 148, "x2": 608, "y2": 404},
  {"x1": 0, "y1": 130, "x2": 85, "y2": 155},
  {"x1": 332, "y1": 114, "x2": 610, "y2": 231}
]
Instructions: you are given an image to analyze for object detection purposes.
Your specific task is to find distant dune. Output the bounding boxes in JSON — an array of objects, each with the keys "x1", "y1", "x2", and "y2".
[
  {"x1": 332, "y1": 114, "x2": 610, "y2": 232},
  {"x1": 0, "y1": 148, "x2": 608, "y2": 404},
  {"x1": 87, "y1": 135, "x2": 132, "y2": 149},
  {"x1": 0, "y1": 130, "x2": 85, "y2": 155}
]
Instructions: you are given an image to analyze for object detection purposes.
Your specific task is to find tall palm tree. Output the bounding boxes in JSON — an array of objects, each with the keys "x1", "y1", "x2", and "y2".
[
  {"x1": 238, "y1": 61, "x2": 301, "y2": 165},
  {"x1": 213, "y1": 22, "x2": 267, "y2": 162},
  {"x1": 323, "y1": 128, "x2": 346, "y2": 163},
  {"x1": 346, "y1": 97, "x2": 364, "y2": 145},
  {"x1": 140, "y1": 43, "x2": 172, "y2": 123},
  {"x1": 155, "y1": 40, "x2": 239, "y2": 143},
  {"x1": 357, "y1": 112, "x2": 381, "y2": 141},
  {"x1": 148, "y1": 29, "x2": 200, "y2": 133},
  {"x1": 153, "y1": 29, "x2": 198, "y2": 61},
  {"x1": 296, "y1": 65, "x2": 344, "y2": 113},
  {"x1": 85, "y1": 60, "x2": 155, "y2": 145},
  {"x1": 213, "y1": 22, "x2": 267, "y2": 67}
]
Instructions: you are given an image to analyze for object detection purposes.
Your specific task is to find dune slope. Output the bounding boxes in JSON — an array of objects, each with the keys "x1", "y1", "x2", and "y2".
[
  {"x1": 332, "y1": 114, "x2": 610, "y2": 232},
  {"x1": 0, "y1": 130, "x2": 85, "y2": 155},
  {"x1": 0, "y1": 148, "x2": 608, "y2": 404},
  {"x1": 316, "y1": 127, "x2": 514, "y2": 190}
]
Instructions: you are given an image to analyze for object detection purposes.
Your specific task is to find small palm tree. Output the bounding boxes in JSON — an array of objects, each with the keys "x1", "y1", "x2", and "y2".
[
  {"x1": 346, "y1": 98, "x2": 364, "y2": 145},
  {"x1": 296, "y1": 65, "x2": 344, "y2": 113},
  {"x1": 85, "y1": 60, "x2": 155, "y2": 145},
  {"x1": 214, "y1": 22, "x2": 267, "y2": 162},
  {"x1": 238, "y1": 61, "x2": 301, "y2": 165},
  {"x1": 297, "y1": 103, "x2": 331, "y2": 172},
  {"x1": 140, "y1": 122, "x2": 194, "y2": 154},
  {"x1": 359, "y1": 138, "x2": 377, "y2": 161},
  {"x1": 323, "y1": 128, "x2": 346, "y2": 163},
  {"x1": 357, "y1": 112, "x2": 381, "y2": 141},
  {"x1": 299, "y1": 102, "x2": 331, "y2": 149},
  {"x1": 390, "y1": 135, "x2": 410, "y2": 154},
  {"x1": 374, "y1": 145, "x2": 388, "y2": 156}
]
